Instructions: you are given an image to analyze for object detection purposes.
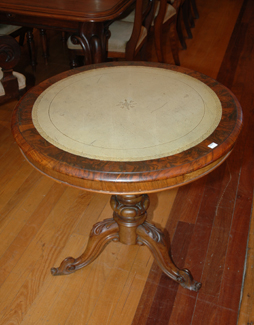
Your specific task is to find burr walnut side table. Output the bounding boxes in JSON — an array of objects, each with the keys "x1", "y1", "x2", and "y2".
[{"x1": 11, "y1": 62, "x2": 243, "y2": 292}]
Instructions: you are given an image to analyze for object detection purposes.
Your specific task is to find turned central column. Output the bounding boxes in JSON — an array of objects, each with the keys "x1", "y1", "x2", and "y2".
[{"x1": 110, "y1": 194, "x2": 150, "y2": 245}]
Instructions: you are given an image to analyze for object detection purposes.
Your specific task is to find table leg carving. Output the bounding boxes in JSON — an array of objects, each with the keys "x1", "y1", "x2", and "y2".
[
  {"x1": 51, "y1": 218, "x2": 119, "y2": 276},
  {"x1": 71, "y1": 34, "x2": 92, "y2": 65},
  {"x1": 88, "y1": 22, "x2": 108, "y2": 63},
  {"x1": 51, "y1": 194, "x2": 201, "y2": 291},
  {"x1": 111, "y1": 194, "x2": 149, "y2": 245},
  {"x1": 136, "y1": 222, "x2": 202, "y2": 292},
  {"x1": 70, "y1": 22, "x2": 108, "y2": 66}
]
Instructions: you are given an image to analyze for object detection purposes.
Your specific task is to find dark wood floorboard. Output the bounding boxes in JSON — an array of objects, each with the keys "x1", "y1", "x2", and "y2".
[{"x1": 132, "y1": 0, "x2": 254, "y2": 324}]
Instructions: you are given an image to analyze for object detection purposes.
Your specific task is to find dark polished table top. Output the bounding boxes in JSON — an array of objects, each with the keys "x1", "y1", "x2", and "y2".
[{"x1": 0, "y1": 0, "x2": 134, "y2": 22}]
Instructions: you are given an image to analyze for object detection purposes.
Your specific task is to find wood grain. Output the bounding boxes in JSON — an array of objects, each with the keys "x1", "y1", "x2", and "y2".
[
  {"x1": 0, "y1": 0, "x2": 136, "y2": 22},
  {"x1": 1, "y1": 0, "x2": 253, "y2": 323},
  {"x1": 12, "y1": 62, "x2": 242, "y2": 194}
]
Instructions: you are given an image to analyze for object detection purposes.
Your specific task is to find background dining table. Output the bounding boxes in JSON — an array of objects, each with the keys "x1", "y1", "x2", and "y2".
[{"x1": 0, "y1": 0, "x2": 135, "y2": 64}]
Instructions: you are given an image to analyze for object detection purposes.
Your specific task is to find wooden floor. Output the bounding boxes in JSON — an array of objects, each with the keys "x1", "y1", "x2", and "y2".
[{"x1": 0, "y1": 0, "x2": 254, "y2": 323}]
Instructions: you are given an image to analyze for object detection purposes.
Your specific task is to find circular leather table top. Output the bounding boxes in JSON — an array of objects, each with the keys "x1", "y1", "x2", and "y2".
[
  {"x1": 12, "y1": 62, "x2": 243, "y2": 194},
  {"x1": 32, "y1": 65, "x2": 222, "y2": 162}
]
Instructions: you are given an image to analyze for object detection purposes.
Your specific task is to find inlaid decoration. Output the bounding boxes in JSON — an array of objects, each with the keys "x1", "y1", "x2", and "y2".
[{"x1": 32, "y1": 66, "x2": 222, "y2": 161}]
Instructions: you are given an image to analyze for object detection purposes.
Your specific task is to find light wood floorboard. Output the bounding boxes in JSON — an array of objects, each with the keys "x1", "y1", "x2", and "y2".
[{"x1": 1, "y1": 0, "x2": 254, "y2": 324}]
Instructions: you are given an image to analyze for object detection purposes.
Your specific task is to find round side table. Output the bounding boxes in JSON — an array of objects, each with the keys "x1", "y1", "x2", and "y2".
[{"x1": 12, "y1": 62, "x2": 243, "y2": 292}]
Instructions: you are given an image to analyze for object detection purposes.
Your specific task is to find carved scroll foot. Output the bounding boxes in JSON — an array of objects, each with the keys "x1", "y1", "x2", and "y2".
[
  {"x1": 136, "y1": 222, "x2": 201, "y2": 292},
  {"x1": 51, "y1": 218, "x2": 119, "y2": 276},
  {"x1": 177, "y1": 268, "x2": 202, "y2": 291}
]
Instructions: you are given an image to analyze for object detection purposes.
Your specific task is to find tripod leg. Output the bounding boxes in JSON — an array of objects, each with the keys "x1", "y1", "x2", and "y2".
[
  {"x1": 136, "y1": 222, "x2": 201, "y2": 291},
  {"x1": 51, "y1": 218, "x2": 119, "y2": 276}
]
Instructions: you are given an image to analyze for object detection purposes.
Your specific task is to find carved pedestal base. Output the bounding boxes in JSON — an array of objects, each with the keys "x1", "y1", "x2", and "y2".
[{"x1": 51, "y1": 194, "x2": 201, "y2": 292}]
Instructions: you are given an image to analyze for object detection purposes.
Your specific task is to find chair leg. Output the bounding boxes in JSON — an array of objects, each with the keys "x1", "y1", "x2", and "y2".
[
  {"x1": 177, "y1": 6, "x2": 187, "y2": 50},
  {"x1": 61, "y1": 32, "x2": 67, "y2": 43},
  {"x1": 139, "y1": 41, "x2": 148, "y2": 62},
  {"x1": 191, "y1": 0, "x2": 199, "y2": 19},
  {"x1": 182, "y1": 0, "x2": 193, "y2": 39},
  {"x1": 26, "y1": 29, "x2": 37, "y2": 70},
  {"x1": 19, "y1": 31, "x2": 26, "y2": 46},
  {"x1": 40, "y1": 29, "x2": 49, "y2": 64},
  {"x1": 68, "y1": 50, "x2": 79, "y2": 69},
  {"x1": 189, "y1": 6, "x2": 195, "y2": 28},
  {"x1": 154, "y1": 21, "x2": 164, "y2": 63},
  {"x1": 169, "y1": 22, "x2": 180, "y2": 66}
]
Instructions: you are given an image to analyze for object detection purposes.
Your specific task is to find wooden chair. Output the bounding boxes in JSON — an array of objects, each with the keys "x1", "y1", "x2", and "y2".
[
  {"x1": 0, "y1": 35, "x2": 26, "y2": 104},
  {"x1": 107, "y1": 0, "x2": 155, "y2": 60},
  {"x1": 121, "y1": 0, "x2": 180, "y2": 65},
  {"x1": 0, "y1": 24, "x2": 36, "y2": 69},
  {"x1": 153, "y1": 0, "x2": 180, "y2": 65},
  {"x1": 66, "y1": 0, "x2": 155, "y2": 66}
]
